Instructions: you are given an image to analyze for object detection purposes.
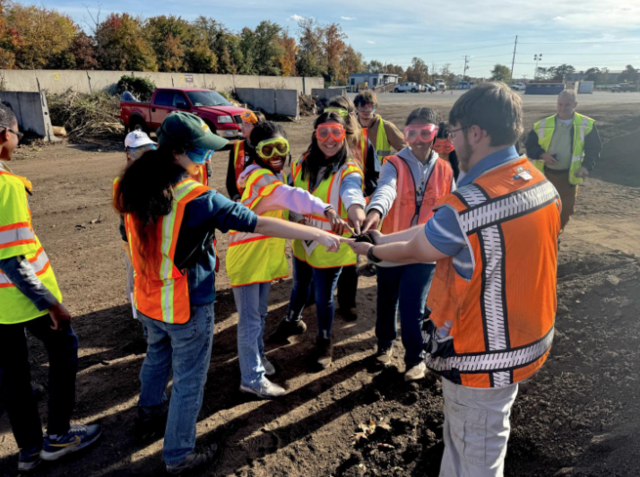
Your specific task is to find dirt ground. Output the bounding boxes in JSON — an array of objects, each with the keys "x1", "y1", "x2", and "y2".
[{"x1": 1, "y1": 95, "x2": 640, "y2": 477}]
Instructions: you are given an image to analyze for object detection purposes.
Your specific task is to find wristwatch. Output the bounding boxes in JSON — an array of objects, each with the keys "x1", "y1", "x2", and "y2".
[{"x1": 367, "y1": 246, "x2": 383, "y2": 264}]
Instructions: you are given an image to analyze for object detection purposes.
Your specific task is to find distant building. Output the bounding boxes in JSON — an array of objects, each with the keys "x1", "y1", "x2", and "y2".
[
  {"x1": 348, "y1": 73, "x2": 399, "y2": 92},
  {"x1": 566, "y1": 69, "x2": 636, "y2": 83}
]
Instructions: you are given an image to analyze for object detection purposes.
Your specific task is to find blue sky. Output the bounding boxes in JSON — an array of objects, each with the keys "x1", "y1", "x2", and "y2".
[{"x1": 48, "y1": 0, "x2": 640, "y2": 78}]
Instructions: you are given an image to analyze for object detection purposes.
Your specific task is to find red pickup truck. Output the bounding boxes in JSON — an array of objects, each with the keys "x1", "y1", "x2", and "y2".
[{"x1": 120, "y1": 87, "x2": 246, "y2": 140}]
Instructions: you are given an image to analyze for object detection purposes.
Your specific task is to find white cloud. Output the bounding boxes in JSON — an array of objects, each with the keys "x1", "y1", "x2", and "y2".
[
  {"x1": 341, "y1": 16, "x2": 356, "y2": 20},
  {"x1": 553, "y1": 16, "x2": 565, "y2": 20},
  {"x1": 288, "y1": 14, "x2": 306, "y2": 22},
  {"x1": 367, "y1": 41, "x2": 376, "y2": 44}
]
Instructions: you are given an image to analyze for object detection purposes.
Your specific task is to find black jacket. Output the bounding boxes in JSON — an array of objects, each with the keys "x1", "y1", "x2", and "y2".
[{"x1": 525, "y1": 115, "x2": 603, "y2": 171}]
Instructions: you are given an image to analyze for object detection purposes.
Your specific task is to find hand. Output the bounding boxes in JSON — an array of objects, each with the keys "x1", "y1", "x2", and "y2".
[
  {"x1": 316, "y1": 231, "x2": 343, "y2": 252},
  {"x1": 347, "y1": 239, "x2": 373, "y2": 256},
  {"x1": 347, "y1": 205, "x2": 366, "y2": 236},
  {"x1": 575, "y1": 167, "x2": 589, "y2": 179},
  {"x1": 362, "y1": 210, "x2": 381, "y2": 233},
  {"x1": 325, "y1": 208, "x2": 348, "y2": 235},
  {"x1": 368, "y1": 229, "x2": 384, "y2": 245},
  {"x1": 49, "y1": 302, "x2": 71, "y2": 331},
  {"x1": 541, "y1": 152, "x2": 557, "y2": 166}
]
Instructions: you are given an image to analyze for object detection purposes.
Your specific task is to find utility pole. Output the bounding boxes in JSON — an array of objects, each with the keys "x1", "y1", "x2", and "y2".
[
  {"x1": 463, "y1": 55, "x2": 470, "y2": 80},
  {"x1": 534, "y1": 54, "x2": 543, "y2": 80},
  {"x1": 509, "y1": 35, "x2": 518, "y2": 84}
]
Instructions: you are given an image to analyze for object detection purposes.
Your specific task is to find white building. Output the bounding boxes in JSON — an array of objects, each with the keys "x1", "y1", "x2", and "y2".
[{"x1": 348, "y1": 73, "x2": 399, "y2": 92}]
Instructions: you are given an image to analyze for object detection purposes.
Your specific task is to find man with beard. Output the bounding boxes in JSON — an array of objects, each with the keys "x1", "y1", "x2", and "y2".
[{"x1": 348, "y1": 82, "x2": 560, "y2": 477}]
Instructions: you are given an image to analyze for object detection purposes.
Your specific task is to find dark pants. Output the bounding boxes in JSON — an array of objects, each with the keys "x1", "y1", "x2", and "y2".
[
  {"x1": 0, "y1": 314, "x2": 78, "y2": 450},
  {"x1": 545, "y1": 168, "x2": 578, "y2": 231},
  {"x1": 337, "y1": 263, "x2": 358, "y2": 310},
  {"x1": 288, "y1": 257, "x2": 342, "y2": 338},
  {"x1": 376, "y1": 264, "x2": 435, "y2": 366}
]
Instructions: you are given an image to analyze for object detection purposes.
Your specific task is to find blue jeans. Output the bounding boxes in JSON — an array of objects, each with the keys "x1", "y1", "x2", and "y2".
[
  {"x1": 287, "y1": 257, "x2": 342, "y2": 339},
  {"x1": 138, "y1": 303, "x2": 215, "y2": 466},
  {"x1": 376, "y1": 263, "x2": 435, "y2": 366},
  {"x1": 232, "y1": 282, "x2": 270, "y2": 388}
]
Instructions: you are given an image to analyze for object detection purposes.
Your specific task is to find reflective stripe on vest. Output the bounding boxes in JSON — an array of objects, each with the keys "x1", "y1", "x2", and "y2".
[
  {"x1": 226, "y1": 168, "x2": 289, "y2": 286},
  {"x1": 126, "y1": 179, "x2": 210, "y2": 324},
  {"x1": 533, "y1": 113, "x2": 595, "y2": 185},
  {"x1": 0, "y1": 170, "x2": 62, "y2": 325},
  {"x1": 291, "y1": 155, "x2": 362, "y2": 268},
  {"x1": 380, "y1": 155, "x2": 453, "y2": 234},
  {"x1": 425, "y1": 157, "x2": 560, "y2": 388},
  {"x1": 375, "y1": 118, "x2": 391, "y2": 159},
  {"x1": 193, "y1": 164, "x2": 208, "y2": 186},
  {"x1": 234, "y1": 140, "x2": 247, "y2": 194}
]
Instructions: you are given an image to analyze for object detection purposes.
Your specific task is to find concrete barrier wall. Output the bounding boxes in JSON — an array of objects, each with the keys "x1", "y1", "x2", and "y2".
[
  {"x1": 236, "y1": 88, "x2": 298, "y2": 118},
  {"x1": 0, "y1": 70, "x2": 324, "y2": 97},
  {"x1": 312, "y1": 88, "x2": 346, "y2": 101},
  {"x1": 1, "y1": 91, "x2": 59, "y2": 142}
]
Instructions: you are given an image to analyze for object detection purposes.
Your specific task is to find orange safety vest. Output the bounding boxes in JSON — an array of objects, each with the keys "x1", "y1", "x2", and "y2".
[
  {"x1": 233, "y1": 140, "x2": 247, "y2": 195},
  {"x1": 380, "y1": 155, "x2": 453, "y2": 234},
  {"x1": 425, "y1": 157, "x2": 561, "y2": 388},
  {"x1": 125, "y1": 178, "x2": 210, "y2": 324}
]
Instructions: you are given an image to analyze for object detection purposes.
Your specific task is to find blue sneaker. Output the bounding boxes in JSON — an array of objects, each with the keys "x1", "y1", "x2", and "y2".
[
  {"x1": 40, "y1": 424, "x2": 102, "y2": 461},
  {"x1": 18, "y1": 446, "x2": 42, "y2": 472}
]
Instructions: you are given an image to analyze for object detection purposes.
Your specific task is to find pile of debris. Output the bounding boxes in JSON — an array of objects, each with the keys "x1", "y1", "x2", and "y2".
[
  {"x1": 299, "y1": 93, "x2": 317, "y2": 116},
  {"x1": 47, "y1": 90, "x2": 123, "y2": 141}
]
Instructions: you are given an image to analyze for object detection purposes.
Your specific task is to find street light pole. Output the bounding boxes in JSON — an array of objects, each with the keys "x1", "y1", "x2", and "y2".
[{"x1": 534, "y1": 54, "x2": 543, "y2": 80}]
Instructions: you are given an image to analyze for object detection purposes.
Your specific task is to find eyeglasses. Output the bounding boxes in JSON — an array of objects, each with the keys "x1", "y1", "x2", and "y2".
[
  {"x1": 241, "y1": 110, "x2": 259, "y2": 124},
  {"x1": 324, "y1": 107, "x2": 349, "y2": 118},
  {"x1": 403, "y1": 124, "x2": 439, "y2": 144},
  {"x1": 4, "y1": 128, "x2": 23, "y2": 141},
  {"x1": 447, "y1": 126, "x2": 468, "y2": 140},
  {"x1": 256, "y1": 137, "x2": 290, "y2": 160},
  {"x1": 316, "y1": 123, "x2": 346, "y2": 143}
]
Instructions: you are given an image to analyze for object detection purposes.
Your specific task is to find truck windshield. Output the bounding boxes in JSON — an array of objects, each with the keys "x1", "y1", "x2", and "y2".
[{"x1": 186, "y1": 91, "x2": 231, "y2": 107}]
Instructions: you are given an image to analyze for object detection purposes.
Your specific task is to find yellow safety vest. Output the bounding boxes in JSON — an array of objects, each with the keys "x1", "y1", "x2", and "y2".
[
  {"x1": 226, "y1": 168, "x2": 289, "y2": 287},
  {"x1": 375, "y1": 118, "x2": 392, "y2": 159},
  {"x1": 0, "y1": 170, "x2": 63, "y2": 325},
  {"x1": 291, "y1": 155, "x2": 362, "y2": 268},
  {"x1": 531, "y1": 113, "x2": 595, "y2": 185}
]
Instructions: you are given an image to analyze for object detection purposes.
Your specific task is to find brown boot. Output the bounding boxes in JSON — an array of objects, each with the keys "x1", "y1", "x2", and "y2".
[{"x1": 315, "y1": 336, "x2": 333, "y2": 369}]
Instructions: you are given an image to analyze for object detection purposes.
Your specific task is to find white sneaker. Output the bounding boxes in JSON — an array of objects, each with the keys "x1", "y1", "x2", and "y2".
[
  {"x1": 404, "y1": 362, "x2": 427, "y2": 382},
  {"x1": 262, "y1": 356, "x2": 276, "y2": 376},
  {"x1": 240, "y1": 379, "x2": 286, "y2": 399}
]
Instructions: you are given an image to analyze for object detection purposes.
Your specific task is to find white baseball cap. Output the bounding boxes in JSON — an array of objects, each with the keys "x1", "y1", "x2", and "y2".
[{"x1": 124, "y1": 130, "x2": 156, "y2": 149}]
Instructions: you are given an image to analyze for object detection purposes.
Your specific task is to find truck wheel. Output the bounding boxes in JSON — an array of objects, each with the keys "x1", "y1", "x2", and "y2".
[{"x1": 129, "y1": 116, "x2": 149, "y2": 135}]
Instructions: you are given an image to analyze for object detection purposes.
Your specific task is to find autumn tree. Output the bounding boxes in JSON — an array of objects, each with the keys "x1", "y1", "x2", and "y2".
[
  {"x1": 145, "y1": 15, "x2": 192, "y2": 72},
  {"x1": 95, "y1": 13, "x2": 157, "y2": 71},
  {"x1": 252, "y1": 21, "x2": 284, "y2": 76},
  {"x1": 278, "y1": 31, "x2": 297, "y2": 77},
  {"x1": 296, "y1": 18, "x2": 326, "y2": 77},
  {"x1": 4, "y1": 4, "x2": 77, "y2": 69},
  {"x1": 340, "y1": 45, "x2": 362, "y2": 83},
  {"x1": 405, "y1": 57, "x2": 429, "y2": 84},
  {"x1": 68, "y1": 32, "x2": 99, "y2": 69},
  {"x1": 324, "y1": 23, "x2": 346, "y2": 84}
]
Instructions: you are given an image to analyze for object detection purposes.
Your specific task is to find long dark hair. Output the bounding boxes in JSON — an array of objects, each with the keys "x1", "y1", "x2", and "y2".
[
  {"x1": 113, "y1": 146, "x2": 183, "y2": 270},
  {"x1": 247, "y1": 121, "x2": 289, "y2": 170},
  {"x1": 301, "y1": 112, "x2": 350, "y2": 182}
]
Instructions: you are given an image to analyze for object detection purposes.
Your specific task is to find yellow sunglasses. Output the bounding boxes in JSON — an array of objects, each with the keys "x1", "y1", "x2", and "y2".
[{"x1": 324, "y1": 107, "x2": 349, "y2": 118}]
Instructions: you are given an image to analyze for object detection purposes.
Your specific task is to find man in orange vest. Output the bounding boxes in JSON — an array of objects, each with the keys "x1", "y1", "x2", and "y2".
[{"x1": 349, "y1": 82, "x2": 560, "y2": 476}]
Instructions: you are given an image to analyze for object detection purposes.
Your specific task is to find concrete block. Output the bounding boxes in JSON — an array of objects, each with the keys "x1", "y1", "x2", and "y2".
[
  {"x1": 280, "y1": 77, "x2": 304, "y2": 92},
  {"x1": 259, "y1": 76, "x2": 287, "y2": 90},
  {"x1": 134, "y1": 72, "x2": 174, "y2": 88},
  {"x1": 312, "y1": 88, "x2": 346, "y2": 102},
  {"x1": 170, "y1": 72, "x2": 207, "y2": 89},
  {"x1": 86, "y1": 70, "x2": 127, "y2": 94},
  {"x1": 34, "y1": 70, "x2": 91, "y2": 94},
  {"x1": 0, "y1": 70, "x2": 39, "y2": 92},
  {"x1": 275, "y1": 89, "x2": 298, "y2": 118},
  {"x1": 1, "y1": 91, "x2": 60, "y2": 142},
  {"x1": 233, "y1": 75, "x2": 262, "y2": 89},
  {"x1": 235, "y1": 88, "x2": 256, "y2": 109},
  {"x1": 203, "y1": 74, "x2": 235, "y2": 93},
  {"x1": 304, "y1": 77, "x2": 324, "y2": 93}
]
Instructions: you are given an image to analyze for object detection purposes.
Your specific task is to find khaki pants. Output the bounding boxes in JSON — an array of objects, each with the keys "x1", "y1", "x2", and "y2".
[
  {"x1": 545, "y1": 168, "x2": 578, "y2": 231},
  {"x1": 439, "y1": 378, "x2": 519, "y2": 477}
]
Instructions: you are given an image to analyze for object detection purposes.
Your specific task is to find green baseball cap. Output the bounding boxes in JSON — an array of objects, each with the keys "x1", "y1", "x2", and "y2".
[{"x1": 156, "y1": 112, "x2": 229, "y2": 151}]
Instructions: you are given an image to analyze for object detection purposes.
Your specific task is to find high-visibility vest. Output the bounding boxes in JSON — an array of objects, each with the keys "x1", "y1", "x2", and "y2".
[
  {"x1": 364, "y1": 117, "x2": 392, "y2": 160},
  {"x1": 0, "y1": 170, "x2": 63, "y2": 325},
  {"x1": 380, "y1": 154, "x2": 454, "y2": 234},
  {"x1": 233, "y1": 140, "x2": 247, "y2": 194},
  {"x1": 193, "y1": 164, "x2": 208, "y2": 186},
  {"x1": 291, "y1": 154, "x2": 362, "y2": 268},
  {"x1": 425, "y1": 157, "x2": 561, "y2": 388},
  {"x1": 531, "y1": 113, "x2": 595, "y2": 185},
  {"x1": 226, "y1": 168, "x2": 289, "y2": 287},
  {"x1": 125, "y1": 178, "x2": 210, "y2": 324}
]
